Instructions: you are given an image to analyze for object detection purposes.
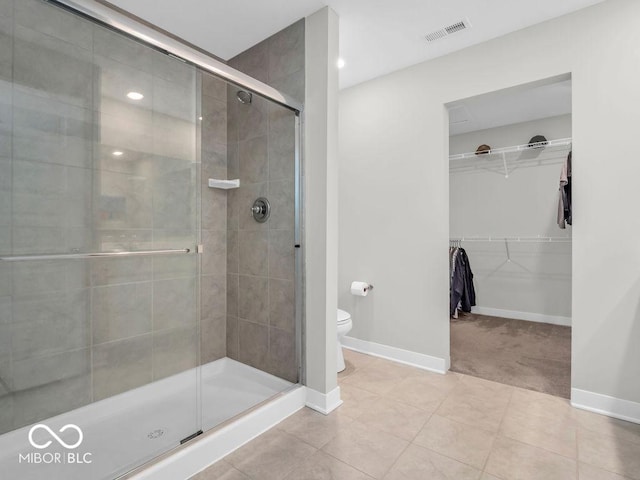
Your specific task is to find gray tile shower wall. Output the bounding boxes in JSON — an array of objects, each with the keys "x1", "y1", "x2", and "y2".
[
  {"x1": 226, "y1": 19, "x2": 304, "y2": 383},
  {"x1": 200, "y1": 72, "x2": 228, "y2": 364}
]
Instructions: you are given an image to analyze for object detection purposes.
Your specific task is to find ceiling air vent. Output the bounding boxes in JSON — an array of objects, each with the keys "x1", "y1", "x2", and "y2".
[{"x1": 425, "y1": 18, "x2": 471, "y2": 43}]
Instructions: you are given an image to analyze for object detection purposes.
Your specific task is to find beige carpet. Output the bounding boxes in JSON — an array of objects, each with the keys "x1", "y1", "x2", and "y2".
[{"x1": 450, "y1": 313, "x2": 571, "y2": 398}]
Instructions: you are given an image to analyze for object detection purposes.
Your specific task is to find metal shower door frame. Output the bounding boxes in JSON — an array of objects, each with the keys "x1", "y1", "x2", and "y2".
[{"x1": 48, "y1": 0, "x2": 303, "y2": 114}]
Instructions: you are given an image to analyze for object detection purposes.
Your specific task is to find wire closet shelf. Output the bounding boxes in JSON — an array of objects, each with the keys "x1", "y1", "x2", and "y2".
[
  {"x1": 449, "y1": 137, "x2": 572, "y2": 177},
  {"x1": 450, "y1": 236, "x2": 572, "y2": 243}
]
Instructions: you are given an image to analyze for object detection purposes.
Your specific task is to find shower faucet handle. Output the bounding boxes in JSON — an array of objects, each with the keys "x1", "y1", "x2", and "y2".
[{"x1": 251, "y1": 197, "x2": 271, "y2": 223}]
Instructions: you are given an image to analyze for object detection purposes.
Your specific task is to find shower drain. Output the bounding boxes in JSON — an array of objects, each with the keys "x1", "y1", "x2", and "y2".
[{"x1": 147, "y1": 429, "x2": 165, "y2": 440}]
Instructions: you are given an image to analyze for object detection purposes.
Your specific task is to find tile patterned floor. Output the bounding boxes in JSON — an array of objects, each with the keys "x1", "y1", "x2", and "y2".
[{"x1": 191, "y1": 349, "x2": 640, "y2": 480}]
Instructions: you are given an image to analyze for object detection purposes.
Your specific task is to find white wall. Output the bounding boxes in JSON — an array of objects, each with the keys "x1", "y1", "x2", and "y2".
[
  {"x1": 450, "y1": 115, "x2": 572, "y2": 320},
  {"x1": 339, "y1": 0, "x2": 640, "y2": 410},
  {"x1": 304, "y1": 7, "x2": 339, "y2": 401}
]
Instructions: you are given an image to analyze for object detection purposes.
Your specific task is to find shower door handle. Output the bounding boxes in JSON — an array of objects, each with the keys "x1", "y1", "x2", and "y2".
[{"x1": 0, "y1": 248, "x2": 192, "y2": 262}]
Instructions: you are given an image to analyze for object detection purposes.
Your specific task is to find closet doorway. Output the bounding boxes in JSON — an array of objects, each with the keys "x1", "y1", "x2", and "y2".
[{"x1": 447, "y1": 75, "x2": 572, "y2": 398}]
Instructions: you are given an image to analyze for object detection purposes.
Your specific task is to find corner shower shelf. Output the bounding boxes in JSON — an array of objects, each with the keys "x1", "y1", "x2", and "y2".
[
  {"x1": 208, "y1": 178, "x2": 240, "y2": 189},
  {"x1": 449, "y1": 137, "x2": 572, "y2": 177}
]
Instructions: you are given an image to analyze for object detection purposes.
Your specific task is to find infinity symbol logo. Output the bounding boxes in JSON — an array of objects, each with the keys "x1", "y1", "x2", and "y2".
[{"x1": 28, "y1": 424, "x2": 83, "y2": 450}]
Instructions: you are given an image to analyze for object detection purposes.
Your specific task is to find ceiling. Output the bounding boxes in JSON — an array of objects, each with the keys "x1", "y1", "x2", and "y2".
[
  {"x1": 448, "y1": 77, "x2": 572, "y2": 136},
  {"x1": 108, "y1": 0, "x2": 604, "y2": 89}
]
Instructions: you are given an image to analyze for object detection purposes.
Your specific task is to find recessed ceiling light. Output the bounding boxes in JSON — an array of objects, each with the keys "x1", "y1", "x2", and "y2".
[
  {"x1": 198, "y1": 116, "x2": 203, "y2": 121},
  {"x1": 127, "y1": 91, "x2": 144, "y2": 100},
  {"x1": 337, "y1": 58, "x2": 346, "y2": 69},
  {"x1": 112, "y1": 150, "x2": 124, "y2": 156}
]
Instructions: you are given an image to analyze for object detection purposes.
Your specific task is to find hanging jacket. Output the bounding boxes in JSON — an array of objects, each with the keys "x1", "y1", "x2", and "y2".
[
  {"x1": 564, "y1": 152, "x2": 572, "y2": 225},
  {"x1": 558, "y1": 151, "x2": 572, "y2": 228},
  {"x1": 450, "y1": 247, "x2": 476, "y2": 316}
]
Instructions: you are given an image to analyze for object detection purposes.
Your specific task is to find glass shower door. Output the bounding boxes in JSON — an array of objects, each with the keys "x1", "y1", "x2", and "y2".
[{"x1": 0, "y1": 1, "x2": 201, "y2": 478}]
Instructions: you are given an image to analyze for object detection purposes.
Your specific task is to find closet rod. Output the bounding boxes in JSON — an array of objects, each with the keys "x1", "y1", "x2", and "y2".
[{"x1": 450, "y1": 236, "x2": 572, "y2": 243}]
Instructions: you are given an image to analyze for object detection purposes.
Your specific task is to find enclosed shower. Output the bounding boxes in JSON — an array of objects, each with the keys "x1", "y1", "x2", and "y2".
[{"x1": 0, "y1": 0, "x2": 303, "y2": 478}]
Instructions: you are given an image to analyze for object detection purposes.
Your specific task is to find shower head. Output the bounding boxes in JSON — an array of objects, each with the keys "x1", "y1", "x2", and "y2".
[{"x1": 236, "y1": 90, "x2": 252, "y2": 105}]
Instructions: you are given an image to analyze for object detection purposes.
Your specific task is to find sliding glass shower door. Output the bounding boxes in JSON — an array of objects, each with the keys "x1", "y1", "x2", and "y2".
[
  {"x1": 0, "y1": 1, "x2": 201, "y2": 478},
  {"x1": 0, "y1": 0, "x2": 302, "y2": 478}
]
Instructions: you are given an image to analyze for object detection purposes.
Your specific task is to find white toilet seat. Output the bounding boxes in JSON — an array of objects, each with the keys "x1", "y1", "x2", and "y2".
[
  {"x1": 337, "y1": 309, "x2": 351, "y2": 324},
  {"x1": 337, "y1": 309, "x2": 352, "y2": 372}
]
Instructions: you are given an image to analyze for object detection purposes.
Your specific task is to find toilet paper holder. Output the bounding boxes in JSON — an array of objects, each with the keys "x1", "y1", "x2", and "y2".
[{"x1": 351, "y1": 281, "x2": 374, "y2": 296}]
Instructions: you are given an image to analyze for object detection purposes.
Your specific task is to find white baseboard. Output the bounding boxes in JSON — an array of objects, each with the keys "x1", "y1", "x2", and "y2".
[
  {"x1": 306, "y1": 386, "x2": 343, "y2": 415},
  {"x1": 571, "y1": 388, "x2": 640, "y2": 425},
  {"x1": 341, "y1": 336, "x2": 447, "y2": 374},
  {"x1": 134, "y1": 386, "x2": 306, "y2": 479},
  {"x1": 471, "y1": 306, "x2": 572, "y2": 327}
]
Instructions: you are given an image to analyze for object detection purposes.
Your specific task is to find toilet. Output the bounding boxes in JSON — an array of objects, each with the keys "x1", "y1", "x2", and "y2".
[{"x1": 337, "y1": 309, "x2": 353, "y2": 372}]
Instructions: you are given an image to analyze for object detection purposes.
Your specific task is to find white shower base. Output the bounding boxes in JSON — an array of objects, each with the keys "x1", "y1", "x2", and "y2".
[{"x1": 0, "y1": 357, "x2": 294, "y2": 480}]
